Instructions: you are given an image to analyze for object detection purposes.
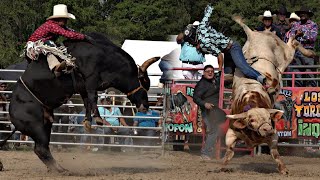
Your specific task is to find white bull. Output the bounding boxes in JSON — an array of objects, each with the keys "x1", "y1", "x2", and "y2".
[{"x1": 221, "y1": 16, "x2": 316, "y2": 174}]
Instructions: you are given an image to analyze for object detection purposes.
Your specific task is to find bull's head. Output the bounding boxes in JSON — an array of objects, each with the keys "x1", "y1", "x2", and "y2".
[
  {"x1": 127, "y1": 57, "x2": 160, "y2": 111},
  {"x1": 227, "y1": 108, "x2": 283, "y2": 137}
]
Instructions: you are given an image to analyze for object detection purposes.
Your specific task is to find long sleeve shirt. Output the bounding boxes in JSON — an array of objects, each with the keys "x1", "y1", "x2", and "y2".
[
  {"x1": 193, "y1": 76, "x2": 220, "y2": 110},
  {"x1": 197, "y1": 5, "x2": 230, "y2": 56},
  {"x1": 255, "y1": 24, "x2": 282, "y2": 39},
  {"x1": 28, "y1": 20, "x2": 85, "y2": 42},
  {"x1": 289, "y1": 20, "x2": 318, "y2": 49}
]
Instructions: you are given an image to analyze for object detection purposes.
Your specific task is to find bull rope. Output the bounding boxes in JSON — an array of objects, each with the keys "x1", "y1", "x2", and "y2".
[
  {"x1": 127, "y1": 84, "x2": 147, "y2": 96},
  {"x1": 248, "y1": 56, "x2": 282, "y2": 74},
  {"x1": 19, "y1": 77, "x2": 49, "y2": 109}
]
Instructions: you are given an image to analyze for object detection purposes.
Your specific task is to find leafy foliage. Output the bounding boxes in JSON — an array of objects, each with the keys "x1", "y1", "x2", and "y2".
[{"x1": 0, "y1": 0, "x2": 319, "y2": 67}]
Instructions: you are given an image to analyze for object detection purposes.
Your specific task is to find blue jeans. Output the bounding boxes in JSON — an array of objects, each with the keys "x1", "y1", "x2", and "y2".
[
  {"x1": 295, "y1": 51, "x2": 316, "y2": 87},
  {"x1": 201, "y1": 110, "x2": 219, "y2": 157},
  {"x1": 229, "y1": 42, "x2": 264, "y2": 83},
  {"x1": 159, "y1": 60, "x2": 172, "y2": 83},
  {"x1": 95, "y1": 127, "x2": 131, "y2": 145}
]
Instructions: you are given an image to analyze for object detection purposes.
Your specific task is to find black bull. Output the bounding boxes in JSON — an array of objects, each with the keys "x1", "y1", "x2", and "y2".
[{"x1": 0, "y1": 33, "x2": 159, "y2": 172}]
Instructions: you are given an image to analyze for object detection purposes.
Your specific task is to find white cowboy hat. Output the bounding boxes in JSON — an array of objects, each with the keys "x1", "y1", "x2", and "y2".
[
  {"x1": 258, "y1": 10, "x2": 276, "y2": 22},
  {"x1": 289, "y1": 12, "x2": 300, "y2": 21},
  {"x1": 192, "y1": 21, "x2": 200, "y2": 26},
  {"x1": 47, "y1": 4, "x2": 76, "y2": 20}
]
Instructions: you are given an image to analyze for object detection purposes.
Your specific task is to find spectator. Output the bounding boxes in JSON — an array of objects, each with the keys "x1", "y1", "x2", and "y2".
[
  {"x1": 52, "y1": 105, "x2": 70, "y2": 150},
  {"x1": 155, "y1": 93, "x2": 163, "y2": 107},
  {"x1": 158, "y1": 48, "x2": 183, "y2": 86},
  {"x1": 177, "y1": 21, "x2": 206, "y2": 80},
  {"x1": 66, "y1": 100, "x2": 79, "y2": 143},
  {"x1": 284, "y1": 13, "x2": 301, "y2": 42},
  {"x1": 74, "y1": 107, "x2": 88, "y2": 144},
  {"x1": 196, "y1": 4, "x2": 275, "y2": 96},
  {"x1": 256, "y1": 10, "x2": 282, "y2": 38},
  {"x1": 93, "y1": 94, "x2": 130, "y2": 151},
  {"x1": 133, "y1": 107, "x2": 161, "y2": 146},
  {"x1": 284, "y1": 13, "x2": 302, "y2": 87},
  {"x1": 0, "y1": 82, "x2": 10, "y2": 150},
  {"x1": 289, "y1": 6, "x2": 318, "y2": 87},
  {"x1": 274, "y1": 6, "x2": 290, "y2": 41},
  {"x1": 193, "y1": 65, "x2": 226, "y2": 160}
]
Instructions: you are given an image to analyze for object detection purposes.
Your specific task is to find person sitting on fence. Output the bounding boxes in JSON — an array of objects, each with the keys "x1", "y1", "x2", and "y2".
[
  {"x1": 93, "y1": 94, "x2": 130, "y2": 151},
  {"x1": 133, "y1": 107, "x2": 162, "y2": 146},
  {"x1": 177, "y1": 21, "x2": 206, "y2": 80}
]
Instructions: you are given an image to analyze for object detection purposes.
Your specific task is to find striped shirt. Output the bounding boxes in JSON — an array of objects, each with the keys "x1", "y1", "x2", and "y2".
[{"x1": 197, "y1": 5, "x2": 230, "y2": 56}]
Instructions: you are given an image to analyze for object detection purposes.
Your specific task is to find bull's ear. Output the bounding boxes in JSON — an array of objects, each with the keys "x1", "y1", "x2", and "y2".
[
  {"x1": 267, "y1": 109, "x2": 284, "y2": 122},
  {"x1": 232, "y1": 119, "x2": 246, "y2": 129}
]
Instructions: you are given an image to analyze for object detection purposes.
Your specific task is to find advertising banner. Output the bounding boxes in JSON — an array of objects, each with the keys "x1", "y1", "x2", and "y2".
[
  {"x1": 165, "y1": 84, "x2": 203, "y2": 135},
  {"x1": 275, "y1": 88, "x2": 320, "y2": 139}
]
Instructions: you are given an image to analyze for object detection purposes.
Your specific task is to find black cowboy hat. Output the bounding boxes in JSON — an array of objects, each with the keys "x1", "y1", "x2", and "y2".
[
  {"x1": 274, "y1": 5, "x2": 290, "y2": 18},
  {"x1": 295, "y1": 6, "x2": 314, "y2": 17}
]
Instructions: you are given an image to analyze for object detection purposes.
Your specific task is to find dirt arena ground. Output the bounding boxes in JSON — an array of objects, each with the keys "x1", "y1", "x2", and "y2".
[{"x1": 1, "y1": 148, "x2": 320, "y2": 180}]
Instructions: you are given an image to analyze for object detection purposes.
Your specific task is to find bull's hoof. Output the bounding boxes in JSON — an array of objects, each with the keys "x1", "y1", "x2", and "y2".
[
  {"x1": 279, "y1": 168, "x2": 289, "y2": 175},
  {"x1": 82, "y1": 119, "x2": 92, "y2": 132},
  {"x1": 94, "y1": 117, "x2": 104, "y2": 125}
]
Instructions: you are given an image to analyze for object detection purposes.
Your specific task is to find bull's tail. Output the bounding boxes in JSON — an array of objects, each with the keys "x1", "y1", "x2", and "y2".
[
  {"x1": 232, "y1": 15, "x2": 253, "y2": 40},
  {"x1": 0, "y1": 129, "x2": 16, "y2": 148}
]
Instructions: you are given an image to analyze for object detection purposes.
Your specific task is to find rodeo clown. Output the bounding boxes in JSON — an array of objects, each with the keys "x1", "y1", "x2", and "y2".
[{"x1": 25, "y1": 4, "x2": 91, "y2": 76}]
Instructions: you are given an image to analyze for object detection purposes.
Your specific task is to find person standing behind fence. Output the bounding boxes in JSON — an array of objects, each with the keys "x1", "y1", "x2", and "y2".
[
  {"x1": 284, "y1": 13, "x2": 303, "y2": 87},
  {"x1": 274, "y1": 6, "x2": 290, "y2": 41},
  {"x1": 94, "y1": 94, "x2": 130, "y2": 151},
  {"x1": 255, "y1": 10, "x2": 282, "y2": 38},
  {"x1": 0, "y1": 82, "x2": 10, "y2": 150},
  {"x1": 133, "y1": 107, "x2": 161, "y2": 146},
  {"x1": 193, "y1": 65, "x2": 226, "y2": 161},
  {"x1": 289, "y1": 6, "x2": 318, "y2": 87},
  {"x1": 177, "y1": 21, "x2": 206, "y2": 80}
]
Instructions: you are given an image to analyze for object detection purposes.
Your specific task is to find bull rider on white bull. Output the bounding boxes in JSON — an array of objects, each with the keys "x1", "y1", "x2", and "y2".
[{"x1": 195, "y1": 4, "x2": 276, "y2": 97}]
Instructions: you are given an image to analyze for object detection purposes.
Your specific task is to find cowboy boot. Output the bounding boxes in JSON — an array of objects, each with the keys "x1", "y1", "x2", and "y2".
[{"x1": 54, "y1": 61, "x2": 67, "y2": 72}]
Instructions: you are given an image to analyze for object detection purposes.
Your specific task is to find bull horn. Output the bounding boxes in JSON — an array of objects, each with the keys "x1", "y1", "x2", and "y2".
[{"x1": 140, "y1": 57, "x2": 160, "y2": 72}]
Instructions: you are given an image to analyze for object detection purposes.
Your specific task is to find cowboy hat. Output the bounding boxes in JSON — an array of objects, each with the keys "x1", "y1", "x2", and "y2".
[
  {"x1": 258, "y1": 10, "x2": 276, "y2": 22},
  {"x1": 192, "y1": 21, "x2": 200, "y2": 26},
  {"x1": 289, "y1": 12, "x2": 300, "y2": 21},
  {"x1": 295, "y1": 6, "x2": 314, "y2": 17},
  {"x1": 99, "y1": 93, "x2": 111, "y2": 102},
  {"x1": 47, "y1": 4, "x2": 76, "y2": 20},
  {"x1": 273, "y1": 6, "x2": 290, "y2": 18}
]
